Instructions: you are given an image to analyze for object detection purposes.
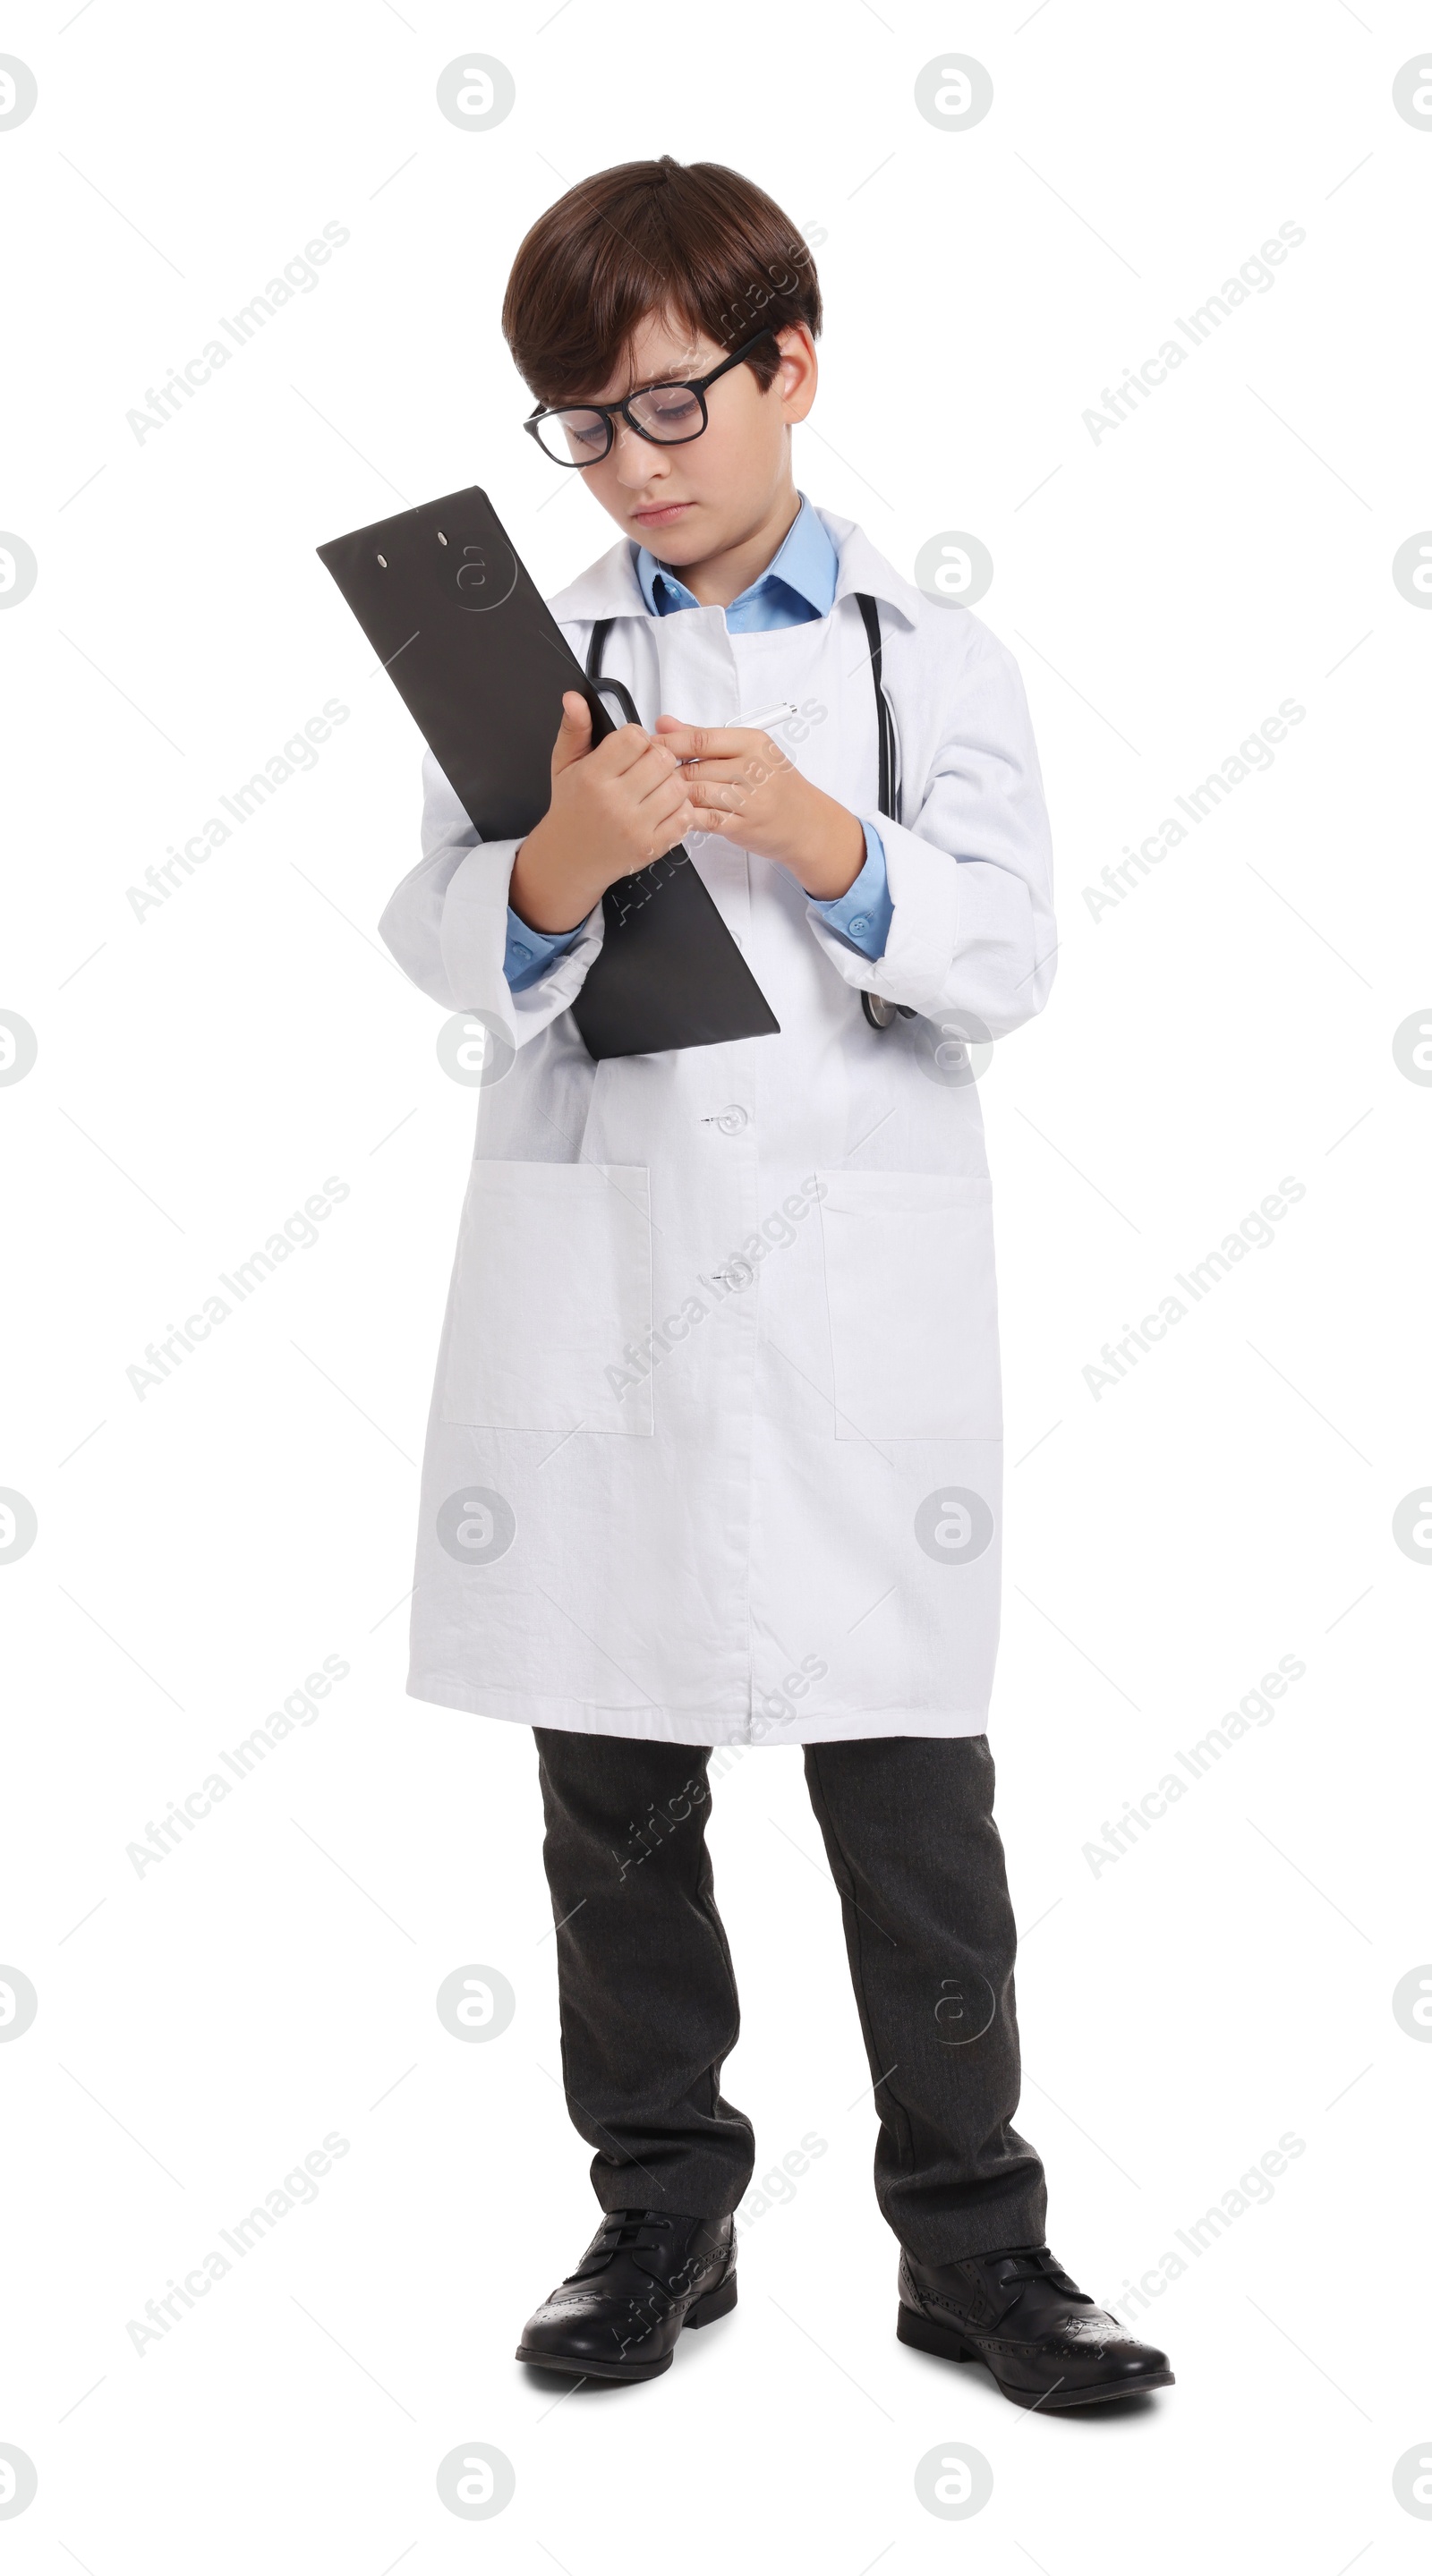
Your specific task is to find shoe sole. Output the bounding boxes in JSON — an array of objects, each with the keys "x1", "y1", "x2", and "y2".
[
  {"x1": 896, "y1": 2302, "x2": 1174, "y2": 2408},
  {"x1": 516, "y1": 2269, "x2": 737, "y2": 2383}
]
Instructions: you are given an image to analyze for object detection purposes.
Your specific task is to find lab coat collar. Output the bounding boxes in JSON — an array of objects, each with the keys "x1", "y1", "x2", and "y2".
[{"x1": 544, "y1": 502, "x2": 924, "y2": 632}]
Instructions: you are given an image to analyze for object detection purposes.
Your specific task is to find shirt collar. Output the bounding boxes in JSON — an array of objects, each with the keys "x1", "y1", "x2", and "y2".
[
  {"x1": 544, "y1": 499, "x2": 924, "y2": 632},
  {"x1": 635, "y1": 490, "x2": 835, "y2": 620}
]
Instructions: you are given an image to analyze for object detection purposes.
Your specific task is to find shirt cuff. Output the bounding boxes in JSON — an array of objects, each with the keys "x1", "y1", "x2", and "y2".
[
  {"x1": 504, "y1": 905, "x2": 584, "y2": 993},
  {"x1": 809, "y1": 822, "x2": 892, "y2": 961}
]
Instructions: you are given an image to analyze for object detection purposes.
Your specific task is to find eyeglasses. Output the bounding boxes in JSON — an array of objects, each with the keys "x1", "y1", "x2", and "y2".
[{"x1": 523, "y1": 327, "x2": 779, "y2": 467}]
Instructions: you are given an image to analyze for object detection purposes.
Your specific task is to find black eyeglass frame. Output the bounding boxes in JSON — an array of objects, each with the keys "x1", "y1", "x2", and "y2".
[{"x1": 523, "y1": 327, "x2": 780, "y2": 467}]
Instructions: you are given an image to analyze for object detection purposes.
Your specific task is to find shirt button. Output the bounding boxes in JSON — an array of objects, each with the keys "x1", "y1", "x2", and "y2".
[
  {"x1": 849, "y1": 914, "x2": 870, "y2": 936},
  {"x1": 511, "y1": 942, "x2": 531, "y2": 962},
  {"x1": 714, "y1": 1104, "x2": 749, "y2": 1135}
]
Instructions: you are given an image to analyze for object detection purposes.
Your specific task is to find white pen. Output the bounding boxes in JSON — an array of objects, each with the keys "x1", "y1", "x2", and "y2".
[{"x1": 734, "y1": 700, "x2": 797, "y2": 731}]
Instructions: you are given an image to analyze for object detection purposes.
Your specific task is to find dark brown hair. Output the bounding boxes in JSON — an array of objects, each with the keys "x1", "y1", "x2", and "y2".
[{"x1": 502, "y1": 157, "x2": 822, "y2": 407}]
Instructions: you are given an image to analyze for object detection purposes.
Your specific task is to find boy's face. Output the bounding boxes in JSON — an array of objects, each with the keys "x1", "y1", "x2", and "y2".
[{"x1": 570, "y1": 308, "x2": 816, "y2": 562}]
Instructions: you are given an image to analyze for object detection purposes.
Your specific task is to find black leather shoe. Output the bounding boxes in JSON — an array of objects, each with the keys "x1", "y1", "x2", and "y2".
[
  {"x1": 898, "y1": 2243, "x2": 1173, "y2": 2410},
  {"x1": 516, "y1": 2208, "x2": 737, "y2": 2382}
]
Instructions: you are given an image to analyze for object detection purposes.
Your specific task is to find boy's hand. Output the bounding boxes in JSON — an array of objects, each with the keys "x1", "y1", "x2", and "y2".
[
  {"x1": 508, "y1": 692, "x2": 699, "y2": 934},
  {"x1": 653, "y1": 716, "x2": 865, "y2": 902}
]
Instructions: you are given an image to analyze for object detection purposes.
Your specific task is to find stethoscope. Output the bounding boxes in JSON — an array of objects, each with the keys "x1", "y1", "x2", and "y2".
[
  {"x1": 584, "y1": 596, "x2": 915, "y2": 1036},
  {"x1": 850, "y1": 592, "x2": 916, "y2": 1033}
]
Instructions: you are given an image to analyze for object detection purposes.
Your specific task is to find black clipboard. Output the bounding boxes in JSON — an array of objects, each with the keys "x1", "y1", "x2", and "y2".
[{"x1": 316, "y1": 486, "x2": 780, "y2": 1060}]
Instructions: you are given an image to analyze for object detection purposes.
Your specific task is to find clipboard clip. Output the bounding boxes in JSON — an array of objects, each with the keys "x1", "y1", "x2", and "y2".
[{"x1": 587, "y1": 672, "x2": 643, "y2": 729}]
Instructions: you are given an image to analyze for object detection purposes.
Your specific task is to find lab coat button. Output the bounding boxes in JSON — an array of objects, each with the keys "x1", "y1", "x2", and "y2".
[{"x1": 714, "y1": 1104, "x2": 749, "y2": 1135}]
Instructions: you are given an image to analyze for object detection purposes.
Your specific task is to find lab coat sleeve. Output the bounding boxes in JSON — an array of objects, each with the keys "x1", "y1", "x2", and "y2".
[
  {"x1": 378, "y1": 752, "x2": 605, "y2": 1045},
  {"x1": 804, "y1": 622, "x2": 1056, "y2": 1039}
]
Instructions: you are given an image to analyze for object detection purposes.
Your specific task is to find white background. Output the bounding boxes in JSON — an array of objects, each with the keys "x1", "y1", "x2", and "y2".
[{"x1": 3, "y1": 0, "x2": 1430, "y2": 2565}]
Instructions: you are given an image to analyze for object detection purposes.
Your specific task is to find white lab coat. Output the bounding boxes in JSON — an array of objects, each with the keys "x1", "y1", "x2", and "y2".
[{"x1": 379, "y1": 505, "x2": 1055, "y2": 1745}]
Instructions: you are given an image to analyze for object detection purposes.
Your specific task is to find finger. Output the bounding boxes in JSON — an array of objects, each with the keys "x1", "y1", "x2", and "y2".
[
  {"x1": 674, "y1": 755, "x2": 765, "y2": 788},
  {"x1": 628, "y1": 740, "x2": 683, "y2": 803},
  {"x1": 686, "y1": 778, "x2": 750, "y2": 815},
  {"x1": 591, "y1": 718, "x2": 662, "y2": 777},
  {"x1": 661, "y1": 803, "x2": 701, "y2": 850},
  {"x1": 683, "y1": 746, "x2": 789, "y2": 795},
  {"x1": 641, "y1": 799, "x2": 699, "y2": 859},
  {"x1": 550, "y1": 691, "x2": 593, "y2": 774},
  {"x1": 641, "y1": 771, "x2": 697, "y2": 830},
  {"x1": 657, "y1": 723, "x2": 769, "y2": 762}
]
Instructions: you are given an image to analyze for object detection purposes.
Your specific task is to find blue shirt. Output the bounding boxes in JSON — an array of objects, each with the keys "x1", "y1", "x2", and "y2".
[{"x1": 503, "y1": 493, "x2": 892, "y2": 991}]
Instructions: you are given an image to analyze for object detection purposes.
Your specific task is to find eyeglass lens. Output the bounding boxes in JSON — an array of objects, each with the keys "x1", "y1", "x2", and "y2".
[{"x1": 535, "y1": 378, "x2": 705, "y2": 463}]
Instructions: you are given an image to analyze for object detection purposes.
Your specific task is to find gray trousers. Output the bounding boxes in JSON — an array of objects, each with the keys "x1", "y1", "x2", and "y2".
[{"x1": 533, "y1": 1730, "x2": 1048, "y2": 2264}]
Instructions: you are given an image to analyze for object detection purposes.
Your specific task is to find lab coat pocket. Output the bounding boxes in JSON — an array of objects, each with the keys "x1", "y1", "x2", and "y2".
[
  {"x1": 815, "y1": 1170, "x2": 1002, "y2": 1441},
  {"x1": 439, "y1": 1160, "x2": 653, "y2": 1433}
]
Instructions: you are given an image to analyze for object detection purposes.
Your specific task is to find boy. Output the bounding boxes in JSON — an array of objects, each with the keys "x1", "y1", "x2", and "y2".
[{"x1": 379, "y1": 156, "x2": 1173, "y2": 2409}]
